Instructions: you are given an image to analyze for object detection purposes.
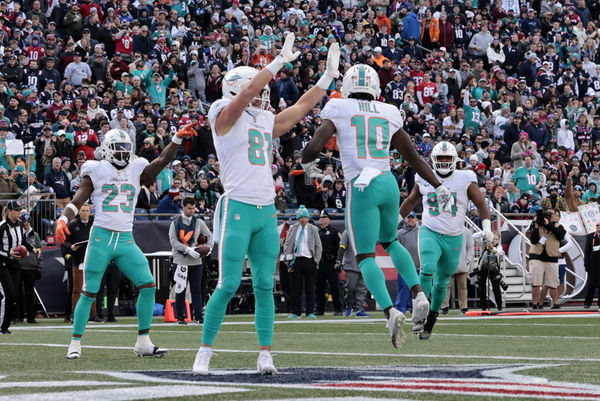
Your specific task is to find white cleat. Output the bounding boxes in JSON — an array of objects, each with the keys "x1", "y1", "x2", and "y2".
[
  {"x1": 386, "y1": 308, "x2": 406, "y2": 349},
  {"x1": 66, "y1": 340, "x2": 81, "y2": 359},
  {"x1": 192, "y1": 347, "x2": 213, "y2": 375},
  {"x1": 412, "y1": 291, "x2": 430, "y2": 334},
  {"x1": 257, "y1": 351, "x2": 277, "y2": 375},
  {"x1": 133, "y1": 341, "x2": 169, "y2": 357}
]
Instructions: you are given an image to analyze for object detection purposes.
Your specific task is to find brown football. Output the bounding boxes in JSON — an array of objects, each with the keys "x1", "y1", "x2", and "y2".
[
  {"x1": 195, "y1": 245, "x2": 211, "y2": 257},
  {"x1": 198, "y1": 234, "x2": 208, "y2": 244},
  {"x1": 14, "y1": 245, "x2": 27, "y2": 258}
]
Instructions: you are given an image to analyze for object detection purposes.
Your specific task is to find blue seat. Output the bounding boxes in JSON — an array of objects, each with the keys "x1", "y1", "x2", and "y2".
[
  {"x1": 284, "y1": 208, "x2": 297, "y2": 216},
  {"x1": 135, "y1": 208, "x2": 149, "y2": 221},
  {"x1": 287, "y1": 201, "x2": 298, "y2": 209},
  {"x1": 307, "y1": 208, "x2": 320, "y2": 217}
]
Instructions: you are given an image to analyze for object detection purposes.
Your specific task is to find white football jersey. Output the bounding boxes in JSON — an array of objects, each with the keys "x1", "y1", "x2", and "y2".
[
  {"x1": 416, "y1": 169, "x2": 476, "y2": 236},
  {"x1": 208, "y1": 99, "x2": 275, "y2": 206},
  {"x1": 321, "y1": 98, "x2": 404, "y2": 181},
  {"x1": 81, "y1": 157, "x2": 149, "y2": 232}
]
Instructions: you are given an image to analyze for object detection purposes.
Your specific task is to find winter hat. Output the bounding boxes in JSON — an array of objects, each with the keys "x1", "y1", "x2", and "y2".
[
  {"x1": 168, "y1": 186, "x2": 180, "y2": 198},
  {"x1": 296, "y1": 205, "x2": 309, "y2": 219}
]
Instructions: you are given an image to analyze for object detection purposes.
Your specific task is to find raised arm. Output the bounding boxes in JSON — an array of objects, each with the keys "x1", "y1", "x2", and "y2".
[
  {"x1": 273, "y1": 43, "x2": 340, "y2": 138},
  {"x1": 399, "y1": 183, "x2": 422, "y2": 218},
  {"x1": 140, "y1": 123, "x2": 197, "y2": 187},
  {"x1": 301, "y1": 120, "x2": 336, "y2": 163},
  {"x1": 215, "y1": 33, "x2": 301, "y2": 136}
]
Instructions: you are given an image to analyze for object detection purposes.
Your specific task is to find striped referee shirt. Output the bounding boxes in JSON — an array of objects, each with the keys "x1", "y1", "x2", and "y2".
[{"x1": 0, "y1": 218, "x2": 29, "y2": 260}]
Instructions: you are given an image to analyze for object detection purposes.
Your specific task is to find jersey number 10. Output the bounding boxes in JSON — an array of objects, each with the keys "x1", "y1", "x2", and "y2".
[{"x1": 351, "y1": 116, "x2": 390, "y2": 159}]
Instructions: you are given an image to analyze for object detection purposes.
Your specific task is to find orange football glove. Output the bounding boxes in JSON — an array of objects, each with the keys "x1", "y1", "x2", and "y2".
[
  {"x1": 55, "y1": 219, "x2": 70, "y2": 245},
  {"x1": 176, "y1": 122, "x2": 198, "y2": 140}
]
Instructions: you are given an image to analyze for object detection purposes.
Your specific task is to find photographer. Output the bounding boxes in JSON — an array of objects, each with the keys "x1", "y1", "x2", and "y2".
[
  {"x1": 471, "y1": 232, "x2": 507, "y2": 311},
  {"x1": 527, "y1": 208, "x2": 566, "y2": 309}
]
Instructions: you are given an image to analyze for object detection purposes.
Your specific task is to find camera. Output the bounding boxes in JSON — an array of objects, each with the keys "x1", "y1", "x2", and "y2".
[
  {"x1": 534, "y1": 209, "x2": 552, "y2": 226},
  {"x1": 489, "y1": 267, "x2": 509, "y2": 291}
]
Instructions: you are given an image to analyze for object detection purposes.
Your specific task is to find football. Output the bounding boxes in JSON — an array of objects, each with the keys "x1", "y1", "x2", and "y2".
[
  {"x1": 194, "y1": 245, "x2": 211, "y2": 257},
  {"x1": 14, "y1": 245, "x2": 27, "y2": 258}
]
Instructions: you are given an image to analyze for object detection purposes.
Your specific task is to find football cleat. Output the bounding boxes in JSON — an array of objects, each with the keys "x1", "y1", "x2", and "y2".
[
  {"x1": 257, "y1": 351, "x2": 277, "y2": 375},
  {"x1": 411, "y1": 291, "x2": 430, "y2": 334},
  {"x1": 134, "y1": 341, "x2": 169, "y2": 357},
  {"x1": 386, "y1": 308, "x2": 406, "y2": 348},
  {"x1": 419, "y1": 311, "x2": 439, "y2": 340},
  {"x1": 355, "y1": 310, "x2": 370, "y2": 317},
  {"x1": 67, "y1": 340, "x2": 81, "y2": 359},
  {"x1": 192, "y1": 347, "x2": 213, "y2": 375}
]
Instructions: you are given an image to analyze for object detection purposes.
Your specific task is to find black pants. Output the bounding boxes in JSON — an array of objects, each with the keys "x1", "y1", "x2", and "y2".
[
  {"x1": 584, "y1": 286, "x2": 600, "y2": 307},
  {"x1": 96, "y1": 264, "x2": 121, "y2": 319},
  {"x1": 174, "y1": 264, "x2": 204, "y2": 320},
  {"x1": 315, "y1": 261, "x2": 342, "y2": 314},
  {"x1": 65, "y1": 265, "x2": 73, "y2": 318},
  {"x1": 290, "y1": 257, "x2": 317, "y2": 316},
  {"x1": 0, "y1": 265, "x2": 16, "y2": 331},
  {"x1": 477, "y1": 269, "x2": 503, "y2": 310},
  {"x1": 279, "y1": 261, "x2": 292, "y2": 312},
  {"x1": 14, "y1": 269, "x2": 38, "y2": 321}
]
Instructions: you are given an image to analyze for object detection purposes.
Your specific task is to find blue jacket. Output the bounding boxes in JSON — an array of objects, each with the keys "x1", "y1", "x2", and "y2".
[
  {"x1": 156, "y1": 195, "x2": 181, "y2": 217},
  {"x1": 44, "y1": 169, "x2": 70, "y2": 199},
  {"x1": 401, "y1": 13, "x2": 421, "y2": 42},
  {"x1": 524, "y1": 121, "x2": 548, "y2": 149}
]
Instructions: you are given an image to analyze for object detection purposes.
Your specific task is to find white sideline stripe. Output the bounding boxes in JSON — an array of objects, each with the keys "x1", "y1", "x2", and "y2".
[
  {"x1": 0, "y1": 385, "x2": 245, "y2": 401},
  {"x1": 9, "y1": 313, "x2": 600, "y2": 331},
  {"x1": 284, "y1": 398, "x2": 414, "y2": 401},
  {"x1": 45, "y1": 328, "x2": 600, "y2": 341},
  {"x1": 1, "y1": 342, "x2": 600, "y2": 362},
  {"x1": 0, "y1": 381, "x2": 129, "y2": 389}
]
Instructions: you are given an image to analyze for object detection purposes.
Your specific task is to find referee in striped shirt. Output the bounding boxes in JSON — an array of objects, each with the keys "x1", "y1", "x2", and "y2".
[{"x1": 0, "y1": 200, "x2": 33, "y2": 334}]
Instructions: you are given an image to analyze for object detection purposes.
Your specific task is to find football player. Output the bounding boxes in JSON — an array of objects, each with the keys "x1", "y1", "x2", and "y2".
[
  {"x1": 400, "y1": 141, "x2": 493, "y2": 339},
  {"x1": 301, "y1": 64, "x2": 454, "y2": 348},
  {"x1": 192, "y1": 33, "x2": 340, "y2": 375},
  {"x1": 56, "y1": 124, "x2": 197, "y2": 359}
]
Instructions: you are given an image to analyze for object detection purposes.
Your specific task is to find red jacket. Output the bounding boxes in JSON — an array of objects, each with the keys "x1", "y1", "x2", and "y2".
[{"x1": 438, "y1": 21, "x2": 454, "y2": 51}]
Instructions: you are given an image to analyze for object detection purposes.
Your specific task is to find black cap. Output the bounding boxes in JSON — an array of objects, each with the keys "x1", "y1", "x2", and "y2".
[
  {"x1": 6, "y1": 200, "x2": 23, "y2": 210},
  {"x1": 319, "y1": 209, "x2": 331, "y2": 219}
]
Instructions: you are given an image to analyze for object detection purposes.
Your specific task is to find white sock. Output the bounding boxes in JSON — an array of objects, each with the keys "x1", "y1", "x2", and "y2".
[
  {"x1": 259, "y1": 349, "x2": 271, "y2": 357},
  {"x1": 136, "y1": 335, "x2": 152, "y2": 346},
  {"x1": 69, "y1": 339, "x2": 81, "y2": 345}
]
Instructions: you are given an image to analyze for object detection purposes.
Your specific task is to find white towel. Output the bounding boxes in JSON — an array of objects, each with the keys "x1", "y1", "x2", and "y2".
[
  {"x1": 353, "y1": 167, "x2": 382, "y2": 191},
  {"x1": 212, "y1": 194, "x2": 226, "y2": 244},
  {"x1": 174, "y1": 265, "x2": 188, "y2": 294}
]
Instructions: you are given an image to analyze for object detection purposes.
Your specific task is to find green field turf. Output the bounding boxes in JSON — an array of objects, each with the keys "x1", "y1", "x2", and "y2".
[{"x1": 1, "y1": 311, "x2": 600, "y2": 400}]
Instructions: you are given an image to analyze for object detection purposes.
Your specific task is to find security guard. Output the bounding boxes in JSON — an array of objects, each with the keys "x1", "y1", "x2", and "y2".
[{"x1": 315, "y1": 210, "x2": 342, "y2": 315}]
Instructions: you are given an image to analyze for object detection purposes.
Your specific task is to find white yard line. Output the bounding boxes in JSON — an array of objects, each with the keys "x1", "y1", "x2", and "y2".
[{"x1": 1, "y1": 342, "x2": 599, "y2": 362}]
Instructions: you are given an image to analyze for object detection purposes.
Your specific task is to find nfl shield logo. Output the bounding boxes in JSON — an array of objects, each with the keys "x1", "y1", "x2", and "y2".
[{"x1": 234, "y1": 214, "x2": 241, "y2": 220}]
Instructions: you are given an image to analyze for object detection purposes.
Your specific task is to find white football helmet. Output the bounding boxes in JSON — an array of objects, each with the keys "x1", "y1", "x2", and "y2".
[
  {"x1": 431, "y1": 141, "x2": 458, "y2": 175},
  {"x1": 100, "y1": 129, "x2": 133, "y2": 167},
  {"x1": 222, "y1": 66, "x2": 270, "y2": 110},
  {"x1": 341, "y1": 64, "x2": 381, "y2": 100}
]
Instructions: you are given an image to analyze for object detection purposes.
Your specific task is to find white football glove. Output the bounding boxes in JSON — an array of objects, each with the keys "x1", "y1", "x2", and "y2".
[
  {"x1": 481, "y1": 219, "x2": 494, "y2": 243},
  {"x1": 265, "y1": 32, "x2": 300, "y2": 76},
  {"x1": 317, "y1": 42, "x2": 341, "y2": 89},
  {"x1": 435, "y1": 185, "x2": 454, "y2": 213},
  {"x1": 186, "y1": 247, "x2": 200, "y2": 259}
]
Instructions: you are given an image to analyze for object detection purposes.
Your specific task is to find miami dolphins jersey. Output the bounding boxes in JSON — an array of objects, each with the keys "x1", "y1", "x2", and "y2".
[
  {"x1": 321, "y1": 98, "x2": 404, "y2": 182},
  {"x1": 416, "y1": 169, "x2": 476, "y2": 236},
  {"x1": 208, "y1": 99, "x2": 275, "y2": 206},
  {"x1": 81, "y1": 157, "x2": 149, "y2": 232}
]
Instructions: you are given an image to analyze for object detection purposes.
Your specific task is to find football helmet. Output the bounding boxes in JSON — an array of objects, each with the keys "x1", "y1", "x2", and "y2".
[
  {"x1": 222, "y1": 66, "x2": 270, "y2": 110},
  {"x1": 341, "y1": 64, "x2": 381, "y2": 100},
  {"x1": 431, "y1": 141, "x2": 458, "y2": 175},
  {"x1": 100, "y1": 129, "x2": 133, "y2": 167}
]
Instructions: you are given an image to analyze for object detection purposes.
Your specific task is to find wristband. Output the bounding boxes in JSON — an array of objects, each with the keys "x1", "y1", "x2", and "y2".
[
  {"x1": 171, "y1": 135, "x2": 183, "y2": 145},
  {"x1": 65, "y1": 203, "x2": 78, "y2": 216},
  {"x1": 482, "y1": 219, "x2": 491, "y2": 232},
  {"x1": 59, "y1": 216, "x2": 69, "y2": 224},
  {"x1": 265, "y1": 57, "x2": 285, "y2": 76}
]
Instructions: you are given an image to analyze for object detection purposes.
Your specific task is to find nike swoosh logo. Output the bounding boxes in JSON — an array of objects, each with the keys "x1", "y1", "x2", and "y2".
[{"x1": 271, "y1": 214, "x2": 277, "y2": 218}]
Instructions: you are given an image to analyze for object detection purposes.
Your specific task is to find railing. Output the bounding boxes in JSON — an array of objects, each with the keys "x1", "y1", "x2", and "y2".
[{"x1": 0, "y1": 192, "x2": 57, "y2": 244}]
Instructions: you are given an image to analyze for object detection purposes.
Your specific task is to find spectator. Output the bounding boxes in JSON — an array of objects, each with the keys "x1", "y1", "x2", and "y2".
[
  {"x1": 315, "y1": 210, "x2": 342, "y2": 316},
  {"x1": 442, "y1": 226, "x2": 473, "y2": 314},
  {"x1": 542, "y1": 185, "x2": 568, "y2": 211},
  {"x1": 512, "y1": 155, "x2": 542, "y2": 202},
  {"x1": 396, "y1": 211, "x2": 420, "y2": 314},
  {"x1": 511, "y1": 132, "x2": 538, "y2": 169},
  {"x1": 156, "y1": 185, "x2": 182, "y2": 216},
  {"x1": 274, "y1": 186, "x2": 291, "y2": 212},
  {"x1": 283, "y1": 205, "x2": 322, "y2": 319},
  {"x1": 44, "y1": 157, "x2": 71, "y2": 208}
]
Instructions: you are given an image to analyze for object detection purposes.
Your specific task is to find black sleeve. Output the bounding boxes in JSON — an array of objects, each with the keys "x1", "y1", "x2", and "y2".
[
  {"x1": 21, "y1": 226, "x2": 33, "y2": 252},
  {"x1": 529, "y1": 226, "x2": 541, "y2": 244},
  {"x1": 552, "y1": 224, "x2": 566, "y2": 241},
  {"x1": 0, "y1": 223, "x2": 10, "y2": 258}
]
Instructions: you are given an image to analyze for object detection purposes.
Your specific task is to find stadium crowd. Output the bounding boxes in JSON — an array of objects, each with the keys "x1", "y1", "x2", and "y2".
[{"x1": 0, "y1": 0, "x2": 597, "y2": 221}]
